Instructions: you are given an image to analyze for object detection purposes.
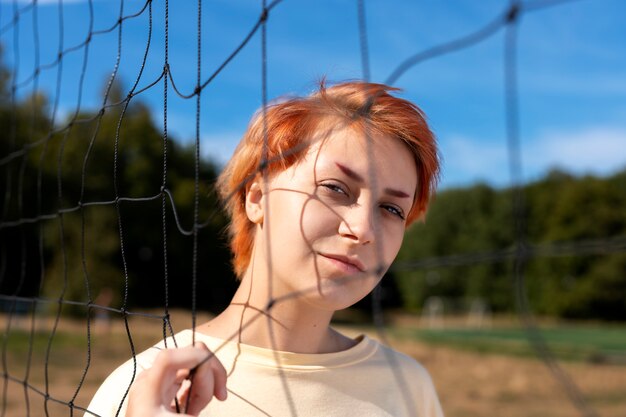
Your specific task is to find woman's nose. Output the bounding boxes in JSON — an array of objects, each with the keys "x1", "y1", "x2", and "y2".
[{"x1": 337, "y1": 204, "x2": 376, "y2": 245}]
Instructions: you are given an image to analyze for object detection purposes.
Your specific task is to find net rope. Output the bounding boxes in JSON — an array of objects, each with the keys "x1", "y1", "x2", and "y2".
[{"x1": 0, "y1": 1, "x2": 620, "y2": 416}]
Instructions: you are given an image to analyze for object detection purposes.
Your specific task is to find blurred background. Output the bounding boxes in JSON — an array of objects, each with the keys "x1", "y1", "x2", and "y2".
[{"x1": 0, "y1": 1, "x2": 625, "y2": 416}]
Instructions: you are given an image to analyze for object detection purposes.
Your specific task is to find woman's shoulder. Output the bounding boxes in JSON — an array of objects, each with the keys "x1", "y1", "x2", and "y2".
[
  {"x1": 84, "y1": 330, "x2": 194, "y2": 417},
  {"x1": 366, "y1": 336, "x2": 430, "y2": 372},
  {"x1": 111, "y1": 331, "x2": 192, "y2": 374},
  {"x1": 366, "y1": 337, "x2": 439, "y2": 394},
  {"x1": 365, "y1": 337, "x2": 444, "y2": 416}
]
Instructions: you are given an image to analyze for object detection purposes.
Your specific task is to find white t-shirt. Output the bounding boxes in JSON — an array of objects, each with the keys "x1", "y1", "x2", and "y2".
[{"x1": 85, "y1": 329, "x2": 444, "y2": 417}]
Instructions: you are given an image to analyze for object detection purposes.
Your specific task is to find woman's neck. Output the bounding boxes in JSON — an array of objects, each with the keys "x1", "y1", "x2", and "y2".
[{"x1": 198, "y1": 273, "x2": 355, "y2": 354}]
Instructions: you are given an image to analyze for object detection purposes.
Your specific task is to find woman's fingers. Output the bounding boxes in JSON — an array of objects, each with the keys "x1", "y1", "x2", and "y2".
[
  {"x1": 126, "y1": 343, "x2": 227, "y2": 417},
  {"x1": 182, "y1": 342, "x2": 228, "y2": 415}
]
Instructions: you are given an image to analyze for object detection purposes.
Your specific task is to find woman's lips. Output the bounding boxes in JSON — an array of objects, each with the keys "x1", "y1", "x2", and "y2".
[{"x1": 318, "y1": 253, "x2": 366, "y2": 274}]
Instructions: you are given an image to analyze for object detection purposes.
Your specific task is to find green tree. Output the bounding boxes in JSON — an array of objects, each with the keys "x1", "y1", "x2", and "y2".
[
  {"x1": 1, "y1": 67, "x2": 236, "y2": 315},
  {"x1": 395, "y1": 169, "x2": 626, "y2": 321}
]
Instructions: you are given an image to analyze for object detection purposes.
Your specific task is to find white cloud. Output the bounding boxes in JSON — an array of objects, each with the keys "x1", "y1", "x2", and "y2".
[
  {"x1": 524, "y1": 126, "x2": 626, "y2": 177},
  {"x1": 438, "y1": 134, "x2": 509, "y2": 187},
  {"x1": 438, "y1": 126, "x2": 626, "y2": 189}
]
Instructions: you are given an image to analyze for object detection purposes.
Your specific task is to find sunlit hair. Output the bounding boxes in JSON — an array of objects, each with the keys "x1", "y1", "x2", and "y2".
[{"x1": 216, "y1": 80, "x2": 440, "y2": 277}]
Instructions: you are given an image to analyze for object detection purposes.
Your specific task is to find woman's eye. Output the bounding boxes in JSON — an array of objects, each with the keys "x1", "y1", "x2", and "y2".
[
  {"x1": 382, "y1": 204, "x2": 405, "y2": 220},
  {"x1": 321, "y1": 183, "x2": 348, "y2": 196}
]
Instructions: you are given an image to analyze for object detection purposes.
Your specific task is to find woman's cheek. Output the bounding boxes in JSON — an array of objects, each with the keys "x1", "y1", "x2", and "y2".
[
  {"x1": 378, "y1": 223, "x2": 404, "y2": 259},
  {"x1": 303, "y1": 200, "x2": 341, "y2": 234}
]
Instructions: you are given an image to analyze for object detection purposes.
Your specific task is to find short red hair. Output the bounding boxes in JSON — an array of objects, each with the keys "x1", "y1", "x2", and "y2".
[{"x1": 217, "y1": 81, "x2": 440, "y2": 277}]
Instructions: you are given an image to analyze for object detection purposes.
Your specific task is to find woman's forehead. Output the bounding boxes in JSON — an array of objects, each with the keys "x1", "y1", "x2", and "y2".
[
  {"x1": 307, "y1": 127, "x2": 411, "y2": 162},
  {"x1": 292, "y1": 128, "x2": 417, "y2": 189}
]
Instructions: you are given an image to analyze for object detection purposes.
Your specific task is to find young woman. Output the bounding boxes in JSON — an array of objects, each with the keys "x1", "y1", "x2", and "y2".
[{"x1": 87, "y1": 81, "x2": 444, "y2": 417}]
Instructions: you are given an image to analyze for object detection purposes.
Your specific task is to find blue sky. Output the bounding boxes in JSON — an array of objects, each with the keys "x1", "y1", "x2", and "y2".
[{"x1": 2, "y1": 0, "x2": 625, "y2": 189}]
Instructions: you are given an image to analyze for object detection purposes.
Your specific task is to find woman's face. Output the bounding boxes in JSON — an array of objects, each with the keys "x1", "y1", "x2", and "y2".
[{"x1": 248, "y1": 127, "x2": 417, "y2": 311}]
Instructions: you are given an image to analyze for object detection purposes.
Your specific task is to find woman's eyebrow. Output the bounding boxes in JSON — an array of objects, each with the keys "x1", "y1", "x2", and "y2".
[
  {"x1": 335, "y1": 162, "x2": 411, "y2": 198},
  {"x1": 335, "y1": 162, "x2": 364, "y2": 182},
  {"x1": 384, "y1": 188, "x2": 410, "y2": 198}
]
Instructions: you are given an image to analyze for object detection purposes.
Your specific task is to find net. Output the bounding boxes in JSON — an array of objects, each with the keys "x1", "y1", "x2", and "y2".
[{"x1": 1, "y1": 1, "x2": 624, "y2": 416}]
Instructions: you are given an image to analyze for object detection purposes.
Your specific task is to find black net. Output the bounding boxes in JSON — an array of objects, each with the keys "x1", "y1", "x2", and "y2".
[{"x1": 0, "y1": 1, "x2": 624, "y2": 416}]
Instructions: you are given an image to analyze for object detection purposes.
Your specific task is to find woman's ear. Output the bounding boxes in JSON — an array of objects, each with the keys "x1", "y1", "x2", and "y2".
[{"x1": 245, "y1": 179, "x2": 264, "y2": 224}]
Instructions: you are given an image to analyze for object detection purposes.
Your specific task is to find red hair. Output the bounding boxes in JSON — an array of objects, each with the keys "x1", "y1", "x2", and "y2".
[{"x1": 217, "y1": 81, "x2": 440, "y2": 277}]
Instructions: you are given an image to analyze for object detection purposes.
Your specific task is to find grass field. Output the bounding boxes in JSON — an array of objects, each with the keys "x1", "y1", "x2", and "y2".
[
  {"x1": 1, "y1": 311, "x2": 625, "y2": 417},
  {"x1": 392, "y1": 324, "x2": 626, "y2": 363}
]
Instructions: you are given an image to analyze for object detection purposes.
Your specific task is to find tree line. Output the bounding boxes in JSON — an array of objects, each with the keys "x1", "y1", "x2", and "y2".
[
  {"x1": 0, "y1": 60, "x2": 237, "y2": 315},
  {"x1": 396, "y1": 169, "x2": 626, "y2": 321}
]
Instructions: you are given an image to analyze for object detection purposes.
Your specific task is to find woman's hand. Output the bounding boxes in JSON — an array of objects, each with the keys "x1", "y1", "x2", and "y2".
[{"x1": 126, "y1": 343, "x2": 227, "y2": 416}]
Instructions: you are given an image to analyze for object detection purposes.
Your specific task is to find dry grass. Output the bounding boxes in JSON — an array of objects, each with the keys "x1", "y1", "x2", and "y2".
[{"x1": 1, "y1": 311, "x2": 624, "y2": 417}]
